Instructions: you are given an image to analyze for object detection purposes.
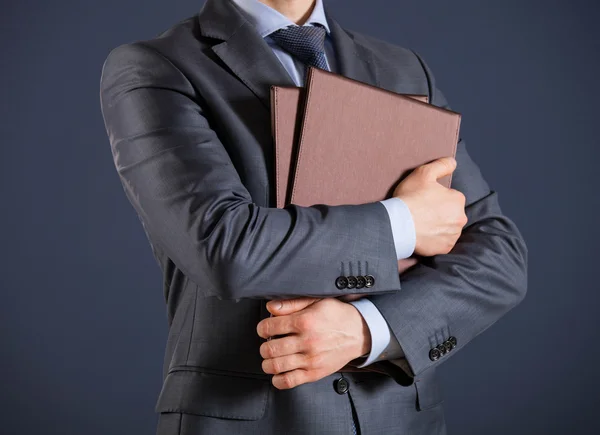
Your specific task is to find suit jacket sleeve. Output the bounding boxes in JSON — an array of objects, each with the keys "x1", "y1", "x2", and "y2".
[
  {"x1": 367, "y1": 52, "x2": 528, "y2": 385},
  {"x1": 99, "y1": 42, "x2": 402, "y2": 301}
]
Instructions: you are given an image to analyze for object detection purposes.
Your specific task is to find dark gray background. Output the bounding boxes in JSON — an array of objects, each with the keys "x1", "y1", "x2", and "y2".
[{"x1": 1, "y1": 0, "x2": 598, "y2": 434}]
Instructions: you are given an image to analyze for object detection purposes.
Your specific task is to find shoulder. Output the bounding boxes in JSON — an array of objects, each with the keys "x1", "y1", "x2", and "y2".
[
  {"x1": 100, "y1": 17, "x2": 200, "y2": 103},
  {"x1": 341, "y1": 26, "x2": 448, "y2": 106},
  {"x1": 344, "y1": 28, "x2": 426, "y2": 74},
  {"x1": 101, "y1": 15, "x2": 201, "y2": 74}
]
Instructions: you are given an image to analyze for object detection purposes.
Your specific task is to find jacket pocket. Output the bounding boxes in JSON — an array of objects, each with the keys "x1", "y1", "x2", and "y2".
[
  {"x1": 414, "y1": 367, "x2": 444, "y2": 411},
  {"x1": 155, "y1": 366, "x2": 270, "y2": 420}
]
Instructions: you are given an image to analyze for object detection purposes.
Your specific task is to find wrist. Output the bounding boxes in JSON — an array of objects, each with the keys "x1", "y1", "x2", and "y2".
[
  {"x1": 360, "y1": 317, "x2": 372, "y2": 356},
  {"x1": 348, "y1": 303, "x2": 372, "y2": 359}
]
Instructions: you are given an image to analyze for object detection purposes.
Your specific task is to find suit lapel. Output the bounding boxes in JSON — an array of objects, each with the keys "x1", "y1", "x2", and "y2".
[{"x1": 197, "y1": 0, "x2": 380, "y2": 111}]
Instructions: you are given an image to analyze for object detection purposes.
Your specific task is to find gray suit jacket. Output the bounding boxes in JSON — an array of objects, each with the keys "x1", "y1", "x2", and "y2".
[{"x1": 99, "y1": 0, "x2": 528, "y2": 433}]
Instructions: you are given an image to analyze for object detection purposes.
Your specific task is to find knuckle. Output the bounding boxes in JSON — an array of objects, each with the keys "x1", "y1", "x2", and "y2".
[
  {"x1": 293, "y1": 316, "x2": 306, "y2": 332},
  {"x1": 281, "y1": 374, "x2": 295, "y2": 389},
  {"x1": 281, "y1": 337, "x2": 295, "y2": 355},
  {"x1": 262, "y1": 320, "x2": 273, "y2": 337},
  {"x1": 297, "y1": 354, "x2": 309, "y2": 369},
  {"x1": 437, "y1": 241, "x2": 450, "y2": 255},
  {"x1": 271, "y1": 358, "x2": 282, "y2": 374},
  {"x1": 452, "y1": 189, "x2": 466, "y2": 203},
  {"x1": 319, "y1": 298, "x2": 336, "y2": 310},
  {"x1": 261, "y1": 342, "x2": 275, "y2": 358},
  {"x1": 439, "y1": 159, "x2": 450, "y2": 172},
  {"x1": 283, "y1": 299, "x2": 296, "y2": 311},
  {"x1": 303, "y1": 333, "x2": 320, "y2": 351},
  {"x1": 294, "y1": 312, "x2": 314, "y2": 331},
  {"x1": 308, "y1": 353, "x2": 324, "y2": 369},
  {"x1": 415, "y1": 165, "x2": 429, "y2": 178}
]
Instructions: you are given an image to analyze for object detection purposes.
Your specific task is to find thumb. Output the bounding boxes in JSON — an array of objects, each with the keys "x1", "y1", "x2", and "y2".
[
  {"x1": 266, "y1": 297, "x2": 321, "y2": 316},
  {"x1": 419, "y1": 157, "x2": 457, "y2": 182}
]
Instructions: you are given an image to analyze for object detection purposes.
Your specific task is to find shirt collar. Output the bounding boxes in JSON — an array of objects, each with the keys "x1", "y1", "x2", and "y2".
[{"x1": 229, "y1": 0, "x2": 330, "y2": 38}]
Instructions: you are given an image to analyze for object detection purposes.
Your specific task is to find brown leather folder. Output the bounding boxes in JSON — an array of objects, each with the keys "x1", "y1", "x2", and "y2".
[
  {"x1": 271, "y1": 86, "x2": 306, "y2": 210},
  {"x1": 271, "y1": 86, "x2": 429, "y2": 210},
  {"x1": 289, "y1": 67, "x2": 460, "y2": 208}
]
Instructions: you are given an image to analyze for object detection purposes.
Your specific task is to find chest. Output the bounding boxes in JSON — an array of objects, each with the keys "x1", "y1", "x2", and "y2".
[{"x1": 175, "y1": 41, "x2": 428, "y2": 208}]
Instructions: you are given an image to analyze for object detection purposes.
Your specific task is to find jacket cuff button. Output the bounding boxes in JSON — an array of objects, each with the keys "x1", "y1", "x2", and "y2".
[
  {"x1": 346, "y1": 276, "x2": 357, "y2": 289},
  {"x1": 429, "y1": 348, "x2": 441, "y2": 361},
  {"x1": 356, "y1": 276, "x2": 366, "y2": 288},
  {"x1": 443, "y1": 341, "x2": 453, "y2": 353},
  {"x1": 335, "y1": 276, "x2": 349, "y2": 289}
]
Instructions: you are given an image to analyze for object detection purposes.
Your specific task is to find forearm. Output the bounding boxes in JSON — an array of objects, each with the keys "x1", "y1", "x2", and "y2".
[
  {"x1": 370, "y1": 190, "x2": 527, "y2": 378},
  {"x1": 151, "y1": 200, "x2": 402, "y2": 300}
]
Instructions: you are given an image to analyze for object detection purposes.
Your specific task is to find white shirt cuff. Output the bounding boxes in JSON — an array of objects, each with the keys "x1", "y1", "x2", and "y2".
[
  {"x1": 379, "y1": 197, "x2": 416, "y2": 260},
  {"x1": 349, "y1": 298, "x2": 405, "y2": 367}
]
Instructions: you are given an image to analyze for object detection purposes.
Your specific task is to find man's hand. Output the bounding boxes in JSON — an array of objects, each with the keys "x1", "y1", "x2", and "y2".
[
  {"x1": 257, "y1": 297, "x2": 371, "y2": 390},
  {"x1": 394, "y1": 157, "x2": 468, "y2": 257}
]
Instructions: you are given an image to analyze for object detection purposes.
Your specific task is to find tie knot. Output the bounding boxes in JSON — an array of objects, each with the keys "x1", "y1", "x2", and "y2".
[{"x1": 269, "y1": 24, "x2": 329, "y2": 70}]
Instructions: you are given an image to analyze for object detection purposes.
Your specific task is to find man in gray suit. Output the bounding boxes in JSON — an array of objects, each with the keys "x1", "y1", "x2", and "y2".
[{"x1": 99, "y1": 0, "x2": 527, "y2": 433}]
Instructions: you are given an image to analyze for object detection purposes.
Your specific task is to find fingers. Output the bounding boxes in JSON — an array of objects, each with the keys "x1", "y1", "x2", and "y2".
[
  {"x1": 272, "y1": 369, "x2": 322, "y2": 390},
  {"x1": 262, "y1": 353, "x2": 307, "y2": 374},
  {"x1": 417, "y1": 157, "x2": 457, "y2": 181},
  {"x1": 263, "y1": 353, "x2": 327, "y2": 378},
  {"x1": 260, "y1": 335, "x2": 304, "y2": 359},
  {"x1": 256, "y1": 315, "x2": 296, "y2": 339},
  {"x1": 449, "y1": 189, "x2": 468, "y2": 226},
  {"x1": 266, "y1": 297, "x2": 321, "y2": 316},
  {"x1": 398, "y1": 257, "x2": 418, "y2": 274},
  {"x1": 450, "y1": 188, "x2": 467, "y2": 206}
]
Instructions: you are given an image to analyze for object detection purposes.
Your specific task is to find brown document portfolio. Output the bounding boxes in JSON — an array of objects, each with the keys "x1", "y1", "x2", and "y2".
[
  {"x1": 271, "y1": 86, "x2": 430, "y2": 209},
  {"x1": 289, "y1": 67, "x2": 460, "y2": 208}
]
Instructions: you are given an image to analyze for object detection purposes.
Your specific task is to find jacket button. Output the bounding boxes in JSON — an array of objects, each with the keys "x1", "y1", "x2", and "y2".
[
  {"x1": 364, "y1": 275, "x2": 375, "y2": 288},
  {"x1": 436, "y1": 344, "x2": 447, "y2": 356},
  {"x1": 334, "y1": 377, "x2": 350, "y2": 394},
  {"x1": 448, "y1": 336, "x2": 458, "y2": 349},
  {"x1": 356, "y1": 276, "x2": 366, "y2": 289},
  {"x1": 443, "y1": 341, "x2": 453, "y2": 353},
  {"x1": 346, "y1": 276, "x2": 357, "y2": 289},
  {"x1": 429, "y1": 348, "x2": 441, "y2": 361},
  {"x1": 335, "y1": 276, "x2": 348, "y2": 290}
]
